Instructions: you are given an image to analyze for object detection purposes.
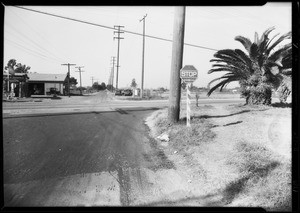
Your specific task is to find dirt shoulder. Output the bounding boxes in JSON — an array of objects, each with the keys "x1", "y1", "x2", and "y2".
[{"x1": 144, "y1": 103, "x2": 291, "y2": 210}]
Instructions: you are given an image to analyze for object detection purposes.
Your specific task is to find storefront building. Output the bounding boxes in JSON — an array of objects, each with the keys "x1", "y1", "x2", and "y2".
[{"x1": 26, "y1": 73, "x2": 68, "y2": 96}]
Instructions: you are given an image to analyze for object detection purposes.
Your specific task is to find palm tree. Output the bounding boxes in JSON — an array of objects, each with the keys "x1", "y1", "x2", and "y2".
[
  {"x1": 5, "y1": 59, "x2": 31, "y2": 74},
  {"x1": 207, "y1": 27, "x2": 291, "y2": 105}
]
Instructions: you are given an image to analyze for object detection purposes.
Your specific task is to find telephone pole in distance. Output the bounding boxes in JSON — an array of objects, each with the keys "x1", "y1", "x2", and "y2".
[
  {"x1": 113, "y1": 25, "x2": 124, "y2": 90},
  {"x1": 91, "y1": 76, "x2": 97, "y2": 86},
  {"x1": 111, "y1": 56, "x2": 116, "y2": 91},
  {"x1": 140, "y1": 14, "x2": 147, "y2": 98},
  {"x1": 61, "y1": 63, "x2": 76, "y2": 97},
  {"x1": 75, "y1": 66, "x2": 84, "y2": 95}
]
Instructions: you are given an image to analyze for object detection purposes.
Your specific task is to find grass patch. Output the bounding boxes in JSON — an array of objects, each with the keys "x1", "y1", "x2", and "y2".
[
  {"x1": 169, "y1": 119, "x2": 216, "y2": 154},
  {"x1": 146, "y1": 107, "x2": 216, "y2": 167},
  {"x1": 225, "y1": 141, "x2": 291, "y2": 211},
  {"x1": 148, "y1": 107, "x2": 216, "y2": 155},
  {"x1": 146, "y1": 104, "x2": 291, "y2": 210}
]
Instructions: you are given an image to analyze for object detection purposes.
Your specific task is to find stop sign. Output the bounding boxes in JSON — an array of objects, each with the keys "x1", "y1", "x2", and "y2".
[{"x1": 180, "y1": 65, "x2": 198, "y2": 83}]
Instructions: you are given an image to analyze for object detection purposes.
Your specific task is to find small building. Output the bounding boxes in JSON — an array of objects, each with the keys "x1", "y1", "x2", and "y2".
[{"x1": 27, "y1": 73, "x2": 68, "y2": 96}]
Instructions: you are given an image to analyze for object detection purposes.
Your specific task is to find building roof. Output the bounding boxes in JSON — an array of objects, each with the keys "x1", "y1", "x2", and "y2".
[{"x1": 27, "y1": 73, "x2": 67, "y2": 82}]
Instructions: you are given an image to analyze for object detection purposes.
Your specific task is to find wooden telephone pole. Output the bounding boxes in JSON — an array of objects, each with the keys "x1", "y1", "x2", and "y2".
[
  {"x1": 91, "y1": 76, "x2": 97, "y2": 86},
  {"x1": 140, "y1": 14, "x2": 147, "y2": 98},
  {"x1": 114, "y1": 25, "x2": 124, "y2": 90},
  {"x1": 168, "y1": 6, "x2": 186, "y2": 123},
  {"x1": 75, "y1": 66, "x2": 84, "y2": 95},
  {"x1": 61, "y1": 63, "x2": 76, "y2": 97},
  {"x1": 111, "y1": 56, "x2": 116, "y2": 91}
]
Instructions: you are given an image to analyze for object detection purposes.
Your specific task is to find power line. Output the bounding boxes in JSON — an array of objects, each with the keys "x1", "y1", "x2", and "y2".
[
  {"x1": 7, "y1": 7, "x2": 68, "y2": 62},
  {"x1": 5, "y1": 24, "x2": 66, "y2": 63},
  {"x1": 4, "y1": 37, "x2": 64, "y2": 64},
  {"x1": 12, "y1": 6, "x2": 218, "y2": 52}
]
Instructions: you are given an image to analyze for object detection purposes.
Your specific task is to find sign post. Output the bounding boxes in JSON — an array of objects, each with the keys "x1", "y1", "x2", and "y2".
[{"x1": 180, "y1": 65, "x2": 198, "y2": 127}]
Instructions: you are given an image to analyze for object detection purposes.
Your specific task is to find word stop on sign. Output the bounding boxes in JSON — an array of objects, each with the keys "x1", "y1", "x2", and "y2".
[{"x1": 181, "y1": 71, "x2": 197, "y2": 78}]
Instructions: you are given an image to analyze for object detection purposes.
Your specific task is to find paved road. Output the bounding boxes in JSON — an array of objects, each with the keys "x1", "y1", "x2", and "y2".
[
  {"x1": 3, "y1": 92, "x2": 244, "y2": 117},
  {"x1": 3, "y1": 106, "x2": 168, "y2": 206},
  {"x1": 3, "y1": 92, "x2": 244, "y2": 206}
]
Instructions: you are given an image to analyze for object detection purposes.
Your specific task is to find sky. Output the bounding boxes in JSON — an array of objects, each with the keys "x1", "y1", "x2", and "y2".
[{"x1": 3, "y1": 3, "x2": 292, "y2": 89}]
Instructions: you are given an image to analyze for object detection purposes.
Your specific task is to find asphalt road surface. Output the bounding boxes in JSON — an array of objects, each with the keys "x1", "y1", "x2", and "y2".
[{"x1": 3, "y1": 92, "x2": 244, "y2": 206}]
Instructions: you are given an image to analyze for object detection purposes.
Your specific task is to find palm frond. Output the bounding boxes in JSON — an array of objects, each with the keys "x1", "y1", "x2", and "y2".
[
  {"x1": 269, "y1": 43, "x2": 292, "y2": 63},
  {"x1": 266, "y1": 31, "x2": 291, "y2": 55},
  {"x1": 214, "y1": 49, "x2": 250, "y2": 68},
  {"x1": 234, "y1": 49, "x2": 252, "y2": 66},
  {"x1": 258, "y1": 27, "x2": 275, "y2": 53},
  {"x1": 254, "y1": 32, "x2": 259, "y2": 45},
  {"x1": 249, "y1": 43, "x2": 259, "y2": 60},
  {"x1": 235, "y1": 36, "x2": 252, "y2": 53},
  {"x1": 210, "y1": 59, "x2": 225, "y2": 63},
  {"x1": 281, "y1": 68, "x2": 292, "y2": 75},
  {"x1": 207, "y1": 77, "x2": 238, "y2": 96}
]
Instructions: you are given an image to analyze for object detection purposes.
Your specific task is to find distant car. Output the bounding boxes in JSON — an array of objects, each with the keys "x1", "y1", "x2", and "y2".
[
  {"x1": 115, "y1": 90, "x2": 123, "y2": 96},
  {"x1": 47, "y1": 88, "x2": 60, "y2": 95},
  {"x1": 122, "y1": 89, "x2": 133, "y2": 96}
]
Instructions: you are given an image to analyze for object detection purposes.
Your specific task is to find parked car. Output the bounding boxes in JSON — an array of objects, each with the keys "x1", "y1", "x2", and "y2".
[
  {"x1": 122, "y1": 89, "x2": 133, "y2": 96},
  {"x1": 115, "y1": 89, "x2": 123, "y2": 96},
  {"x1": 46, "y1": 88, "x2": 60, "y2": 95}
]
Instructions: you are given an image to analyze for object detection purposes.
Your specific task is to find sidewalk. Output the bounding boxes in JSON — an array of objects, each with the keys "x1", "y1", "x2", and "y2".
[{"x1": 3, "y1": 97, "x2": 43, "y2": 102}]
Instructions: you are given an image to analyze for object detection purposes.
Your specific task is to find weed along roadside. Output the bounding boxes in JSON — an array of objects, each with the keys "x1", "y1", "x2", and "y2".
[{"x1": 145, "y1": 103, "x2": 291, "y2": 210}]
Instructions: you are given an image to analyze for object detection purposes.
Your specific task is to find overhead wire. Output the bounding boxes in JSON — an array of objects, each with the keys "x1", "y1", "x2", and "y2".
[
  {"x1": 12, "y1": 6, "x2": 219, "y2": 52},
  {"x1": 5, "y1": 25, "x2": 66, "y2": 63},
  {"x1": 7, "y1": 7, "x2": 68, "y2": 62},
  {"x1": 4, "y1": 37, "x2": 64, "y2": 64},
  {"x1": 4, "y1": 26, "x2": 66, "y2": 65},
  {"x1": 4, "y1": 17, "x2": 66, "y2": 63}
]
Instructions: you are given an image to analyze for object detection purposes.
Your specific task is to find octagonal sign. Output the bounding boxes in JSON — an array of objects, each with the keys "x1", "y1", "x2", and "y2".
[{"x1": 180, "y1": 65, "x2": 198, "y2": 83}]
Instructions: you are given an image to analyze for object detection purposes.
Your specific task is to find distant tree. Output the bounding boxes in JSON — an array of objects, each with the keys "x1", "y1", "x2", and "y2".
[
  {"x1": 15, "y1": 63, "x2": 31, "y2": 73},
  {"x1": 92, "y1": 82, "x2": 99, "y2": 90},
  {"x1": 100, "y1": 82, "x2": 106, "y2": 90},
  {"x1": 130, "y1": 78, "x2": 137, "y2": 88},
  {"x1": 5, "y1": 59, "x2": 31, "y2": 74},
  {"x1": 65, "y1": 77, "x2": 78, "y2": 91},
  {"x1": 107, "y1": 84, "x2": 114, "y2": 91},
  {"x1": 69, "y1": 77, "x2": 78, "y2": 86},
  {"x1": 158, "y1": 87, "x2": 166, "y2": 92},
  {"x1": 77, "y1": 86, "x2": 86, "y2": 91}
]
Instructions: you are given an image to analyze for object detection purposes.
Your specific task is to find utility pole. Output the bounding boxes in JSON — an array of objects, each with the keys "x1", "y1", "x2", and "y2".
[
  {"x1": 113, "y1": 25, "x2": 124, "y2": 90},
  {"x1": 61, "y1": 63, "x2": 76, "y2": 97},
  {"x1": 91, "y1": 76, "x2": 96, "y2": 86},
  {"x1": 110, "y1": 56, "x2": 116, "y2": 91},
  {"x1": 108, "y1": 69, "x2": 112, "y2": 86},
  {"x1": 75, "y1": 66, "x2": 84, "y2": 95},
  {"x1": 168, "y1": 6, "x2": 186, "y2": 123},
  {"x1": 140, "y1": 14, "x2": 147, "y2": 98}
]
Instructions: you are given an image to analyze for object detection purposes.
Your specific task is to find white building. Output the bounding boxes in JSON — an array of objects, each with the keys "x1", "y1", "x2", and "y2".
[{"x1": 27, "y1": 73, "x2": 67, "y2": 96}]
